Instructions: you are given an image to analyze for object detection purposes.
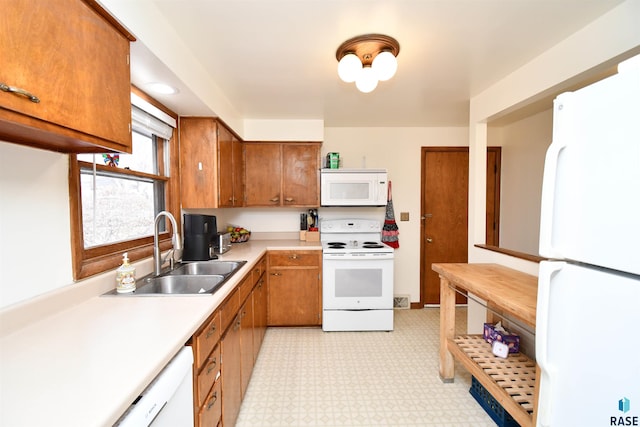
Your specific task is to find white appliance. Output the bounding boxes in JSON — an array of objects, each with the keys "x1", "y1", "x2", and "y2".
[
  {"x1": 536, "y1": 55, "x2": 640, "y2": 427},
  {"x1": 115, "y1": 347, "x2": 194, "y2": 427},
  {"x1": 320, "y1": 218, "x2": 394, "y2": 331},
  {"x1": 320, "y1": 169, "x2": 388, "y2": 206}
]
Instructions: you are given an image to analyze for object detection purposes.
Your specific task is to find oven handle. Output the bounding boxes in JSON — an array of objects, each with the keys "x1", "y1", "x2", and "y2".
[{"x1": 323, "y1": 253, "x2": 395, "y2": 260}]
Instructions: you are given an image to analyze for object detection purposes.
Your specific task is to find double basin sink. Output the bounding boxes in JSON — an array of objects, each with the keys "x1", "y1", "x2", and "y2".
[{"x1": 107, "y1": 260, "x2": 247, "y2": 296}]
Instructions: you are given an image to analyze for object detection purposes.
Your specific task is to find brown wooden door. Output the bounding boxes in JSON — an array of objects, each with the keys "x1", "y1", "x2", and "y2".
[
  {"x1": 486, "y1": 147, "x2": 502, "y2": 246},
  {"x1": 421, "y1": 147, "x2": 501, "y2": 305},
  {"x1": 421, "y1": 148, "x2": 469, "y2": 305},
  {"x1": 244, "y1": 143, "x2": 282, "y2": 206}
]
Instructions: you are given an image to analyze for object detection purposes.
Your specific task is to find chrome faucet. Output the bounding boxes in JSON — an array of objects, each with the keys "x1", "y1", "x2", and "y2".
[{"x1": 154, "y1": 211, "x2": 182, "y2": 276}]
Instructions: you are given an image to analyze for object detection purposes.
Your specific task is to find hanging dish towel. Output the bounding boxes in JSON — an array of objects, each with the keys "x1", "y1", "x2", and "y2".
[{"x1": 382, "y1": 181, "x2": 400, "y2": 248}]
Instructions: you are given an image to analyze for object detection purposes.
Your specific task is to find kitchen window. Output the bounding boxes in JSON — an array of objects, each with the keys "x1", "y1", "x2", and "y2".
[{"x1": 69, "y1": 88, "x2": 180, "y2": 280}]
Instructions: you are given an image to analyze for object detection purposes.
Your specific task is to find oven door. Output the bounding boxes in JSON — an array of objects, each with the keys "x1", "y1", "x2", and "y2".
[{"x1": 322, "y1": 252, "x2": 394, "y2": 310}]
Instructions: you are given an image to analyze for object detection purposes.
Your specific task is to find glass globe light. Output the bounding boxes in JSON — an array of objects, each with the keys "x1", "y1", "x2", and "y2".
[
  {"x1": 372, "y1": 51, "x2": 397, "y2": 81},
  {"x1": 355, "y1": 66, "x2": 378, "y2": 93},
  {"x1": 338, "y1": 53, "x2": 362, "y2": 83}
]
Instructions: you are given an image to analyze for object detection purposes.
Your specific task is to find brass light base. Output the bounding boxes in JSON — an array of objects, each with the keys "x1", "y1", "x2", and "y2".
[{"x1": 335, "y1": 34, "x2": 400, "y2": 65}]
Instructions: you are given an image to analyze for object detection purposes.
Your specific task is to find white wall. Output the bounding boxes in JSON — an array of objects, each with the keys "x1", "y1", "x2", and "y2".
[
  {"x1": 0, "y1": 143, "x2": 73, "y2": 307},
  {"x1": 488, "y1": 108, "x2": 552, "y2": 255}
]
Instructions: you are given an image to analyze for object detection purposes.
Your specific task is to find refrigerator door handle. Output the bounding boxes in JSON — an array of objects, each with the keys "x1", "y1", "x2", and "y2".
[
  {"x1": 536, "y1": 261, "x2": 565, "y2": 427},
  {"x1": 538, "y1": 98, "x2": 570, "y2": 259}
]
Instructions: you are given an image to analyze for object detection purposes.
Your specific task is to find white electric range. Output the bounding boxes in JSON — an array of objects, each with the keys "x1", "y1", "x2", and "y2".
[{"x1": 320, "y1": 219, "x2": 395, "y2": 331}]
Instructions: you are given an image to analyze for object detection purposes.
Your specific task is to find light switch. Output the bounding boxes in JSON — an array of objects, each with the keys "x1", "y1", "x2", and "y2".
[{"x1": 400, "y1": 212, "x2": 409, "y2": 221}]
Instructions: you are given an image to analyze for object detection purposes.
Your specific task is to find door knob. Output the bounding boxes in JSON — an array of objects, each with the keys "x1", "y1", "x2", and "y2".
[{"x1": 426, "y1": 237, "x2": 433, "y2": 243}]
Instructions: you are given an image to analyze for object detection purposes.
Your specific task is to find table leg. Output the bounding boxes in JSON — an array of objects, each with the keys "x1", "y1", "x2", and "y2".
[{"x1": 439, "y1": 276, "x2": 455, "y2": 382}]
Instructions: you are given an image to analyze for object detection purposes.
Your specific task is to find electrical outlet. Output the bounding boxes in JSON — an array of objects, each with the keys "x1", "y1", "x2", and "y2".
[{"x1": 400, "y1": 212, "x2": 409, "y2": 221}]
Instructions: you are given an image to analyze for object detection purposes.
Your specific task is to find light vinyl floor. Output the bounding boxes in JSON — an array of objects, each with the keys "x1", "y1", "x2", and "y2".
[{"x1": 236, "y1": 308, "x2": 496, "y2": 426}]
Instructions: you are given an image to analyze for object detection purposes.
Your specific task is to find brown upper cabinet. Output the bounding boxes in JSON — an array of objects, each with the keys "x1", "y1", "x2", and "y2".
[
  {"x1": 0, "y1": 0, "x2": 135, "y2": 153},
  {"x1": 180, "y1": 117, "x2": 244, "y2": 208},
  {"x1": 244, "y1": 142, "x2": 321, "y2": 207}
]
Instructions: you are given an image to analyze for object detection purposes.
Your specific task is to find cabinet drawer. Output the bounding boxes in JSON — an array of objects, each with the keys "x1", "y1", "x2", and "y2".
[
  {"x1": 198, "y1": 378, "x2": 222, "y2": 427},
  {"x1": 252, "y1": 256, "x2": 267, "y2": 281},
  {"x1": 238, "y1": 274, "x2": 254, "y2": 306},
  {"x1": 192, "y1": 311, "x2": 221, "y2": 370},
  {"x1": 195, "y1": 345, "x2": 221, "y2": 407},
  {"x1": 220, "y1": 289, "x2": 240, "y2": 332},
  {"x1": 269, "y1": 252, "x2": 320, "y2": 267}
]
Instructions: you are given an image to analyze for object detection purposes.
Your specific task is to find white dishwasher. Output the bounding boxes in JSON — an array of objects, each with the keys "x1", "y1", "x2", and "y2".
[{"x1": 115, "y1": 347, "x2": 194, "y2": 426}]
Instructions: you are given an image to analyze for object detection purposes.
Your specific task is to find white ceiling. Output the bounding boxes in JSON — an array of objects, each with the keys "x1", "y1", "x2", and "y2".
[{"x1": 124, "y1": 0, "x2": 625, "y2": 128}]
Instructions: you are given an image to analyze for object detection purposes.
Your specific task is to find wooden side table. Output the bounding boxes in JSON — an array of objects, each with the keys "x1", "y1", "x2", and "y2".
[{"x1": 432, "y1": 263, "x2": 539, "y2": 427}]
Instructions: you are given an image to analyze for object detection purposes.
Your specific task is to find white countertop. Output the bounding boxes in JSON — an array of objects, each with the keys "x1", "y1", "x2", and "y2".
[{"x1": 0, "y1": 239, "x2": 321, "y2": 427}]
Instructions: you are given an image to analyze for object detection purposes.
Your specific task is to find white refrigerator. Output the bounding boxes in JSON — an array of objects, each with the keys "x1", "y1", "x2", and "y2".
[{"x1": 536, "y1": 54, "x2": 640, "y2": 427}]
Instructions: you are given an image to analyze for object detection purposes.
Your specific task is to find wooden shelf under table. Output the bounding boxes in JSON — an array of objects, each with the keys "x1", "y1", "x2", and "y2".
[
  {"x1": 449, "y1": 335, "x2": 536, "y2": 427},
  {"x1": 432, "y1": 263, "x2": 539, "y2": 427}
]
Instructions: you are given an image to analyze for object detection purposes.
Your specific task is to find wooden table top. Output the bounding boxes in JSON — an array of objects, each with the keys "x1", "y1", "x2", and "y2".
[{"x1": 432, "y1": 263, "x2": 538, "y2": 328}]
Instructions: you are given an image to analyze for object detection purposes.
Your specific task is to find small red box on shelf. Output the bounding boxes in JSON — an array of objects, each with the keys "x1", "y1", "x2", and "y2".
[{"x1": 483, "y1": 323, "x2": 520, "y2": 354}]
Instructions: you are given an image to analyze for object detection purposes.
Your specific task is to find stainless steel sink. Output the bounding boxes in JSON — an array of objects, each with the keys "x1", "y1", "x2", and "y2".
[
  {"x1": 166, "y1": 261, "x2": 245, "y2": 276},
  {"x1": 134, "y1": 274, "x2": 226, "y2": 295},
  {"x1": 103, "y1": 260, "x2": 247, "y2": 296}
]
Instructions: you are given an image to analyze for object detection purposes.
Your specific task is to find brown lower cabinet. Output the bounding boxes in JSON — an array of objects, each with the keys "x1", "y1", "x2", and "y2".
[
  {"x1": 189, "y1": 250, "x2": 319, "y2": 426},
  {"x1": 190, "y1": 255, "x2": 267, "y2": 427},
  {"x1": 267, "y1": 251, "x2": 322, "y2": 326}
]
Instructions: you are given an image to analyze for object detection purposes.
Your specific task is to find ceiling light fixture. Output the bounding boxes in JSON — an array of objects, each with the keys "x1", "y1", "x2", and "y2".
[
  {"x1": 145, "y1": 82, "x2": 179, "y2": 95},
  {"x1": 336, "y1": 34, "x2": 400, "y2": 93}
]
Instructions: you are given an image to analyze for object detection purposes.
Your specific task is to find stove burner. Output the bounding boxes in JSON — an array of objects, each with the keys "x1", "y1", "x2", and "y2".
[
  {"x1": 327, "y1": 241, "x2": 347, "y2": 249},
  {"x1": 363, "y1": 244, "x2": 384, "y2": 249},
  {"x1": 363, "y1": 241, "x2": 379, "y2": 245}
]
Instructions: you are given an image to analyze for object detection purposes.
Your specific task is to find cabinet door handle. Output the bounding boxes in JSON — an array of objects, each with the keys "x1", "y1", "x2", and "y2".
[
  {"x1": 0, "y1": 83, "x2": 40, "y2": 103},
  {"x1": 284, "y1": 197, "x2": 294, "y2": 203},
  {"x1": 206, "y1": 357, "x2": 218, "y2": 374},
  {"x1": 206, "y1": 324, "x2": 217, "y2": 338},
  {"x1": 289, "y1": 254, "x2": 298, "y2": 260},
  {"x1": 206, "y1": 391, "x2": 218, "y2": 410},
  {"x1": 270, "y1": 272, "x2": 282, "y2": 276},
  {"x1": 269, "y1": 196, "x2": 280, "y2": 203}
]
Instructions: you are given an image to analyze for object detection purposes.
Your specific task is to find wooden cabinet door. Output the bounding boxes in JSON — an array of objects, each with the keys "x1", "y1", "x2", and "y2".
[
  {"x1": 221, "y1": 314, "x2": 242, "y2": 427},
  {"x1": 282, "y1": 144, "x2": 321, "y2": 206},
  {"x1": 252, "y1": 274, "x2": 267, "y2": 362},
  {"x1": 217, "y1": 125, "x2": 235, "y2": 207},
  {"x1": 1, "y1": 0, "x2": 133, "y2": 153},
  {"x1": 232, "y1": 137, "x2": 245, "y2": 206},
  {"x1": 268, "y1": 268, "x2": 320, "y2": 326},
  {"x1": 239, "y1": 295, "x2": 254, "y2": 398},
  {"x1": 244, "y1": 143, "x2": 282, "y2": 206},
  {"x1": 179, "y1": 118, "x2": 218, "y2": 208}
]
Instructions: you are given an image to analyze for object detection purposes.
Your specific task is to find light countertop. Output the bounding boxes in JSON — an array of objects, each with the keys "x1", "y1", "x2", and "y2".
[{"x1": 0, "y1": 239, "x2": 321, "y2": 427}]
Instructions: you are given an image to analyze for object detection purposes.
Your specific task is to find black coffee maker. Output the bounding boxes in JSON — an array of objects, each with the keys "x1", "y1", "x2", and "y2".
[{"x1": 182, "y1": 214, "x2": 218, "y2": 261}]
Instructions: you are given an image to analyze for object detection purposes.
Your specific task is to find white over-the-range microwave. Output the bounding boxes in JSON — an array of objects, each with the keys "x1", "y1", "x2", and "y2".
[{"x1": 320, "y1": 169, "x2": 388, "y2": 206}]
